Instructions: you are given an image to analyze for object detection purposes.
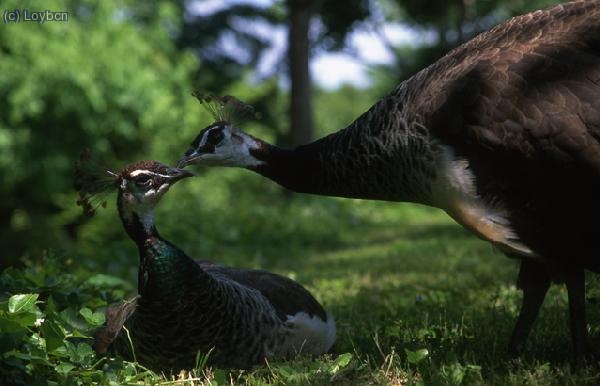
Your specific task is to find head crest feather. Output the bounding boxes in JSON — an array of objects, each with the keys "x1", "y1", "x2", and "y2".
[
  {"x1": 74, "y1": 148, "x2": 118, "y2": 217},
  {"x1": 192, "y1": 92, "x2": 260, "y2": 125}
]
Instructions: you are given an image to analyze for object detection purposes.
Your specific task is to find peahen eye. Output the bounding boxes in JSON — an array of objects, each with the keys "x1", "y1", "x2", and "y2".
[
  {"x1": 134, "y1": 175, "x2": 152, "y2": 187},
  {"x1": 206, "y1": 128, "x2": 224, "y2": 145}
]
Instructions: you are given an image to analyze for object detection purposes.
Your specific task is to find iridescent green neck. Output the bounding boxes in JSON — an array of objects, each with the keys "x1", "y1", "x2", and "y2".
[
  {"x1": 138, "y1": 238, "x2": 206, "y2": 298},
  {"x1": 117, "y1": 195, "x2": 209, "y2": 298}
]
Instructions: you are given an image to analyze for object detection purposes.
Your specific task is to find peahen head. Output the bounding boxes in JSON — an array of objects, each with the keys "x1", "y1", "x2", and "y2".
[
  {"x1": 178, "y1": 93, "x2": 265, "y2": 169},
  {"x1": 76, "y1": 154, "x2": 194, "y2": 241},
  {"x1": 177, "y1": 122, "x2": 264, "y2": 168},
  {"x1": 118, "y1": 161, "x2": 193, "y2": 212},
  {"x1": 75, "y1": 152, "x2": 193, "y2": 218}
]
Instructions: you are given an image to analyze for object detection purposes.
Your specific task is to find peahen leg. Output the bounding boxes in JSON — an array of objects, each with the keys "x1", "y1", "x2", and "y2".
[
  {"x1": 508, "y1": 259, "x2": 550, "y2": 357},
  {"x1": 564, "y1": 268, "x2": 591, "y2": 362}
]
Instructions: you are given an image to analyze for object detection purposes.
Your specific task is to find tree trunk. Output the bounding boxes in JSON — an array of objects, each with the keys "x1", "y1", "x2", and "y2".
[{"x1": 287, "y1": 0, "x2": 316, "y2": 146}]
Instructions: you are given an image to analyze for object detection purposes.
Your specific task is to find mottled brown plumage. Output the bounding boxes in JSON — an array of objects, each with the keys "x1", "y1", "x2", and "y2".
[{"x1": 178, "y1": 1, "x2": 600, "y2": 360}]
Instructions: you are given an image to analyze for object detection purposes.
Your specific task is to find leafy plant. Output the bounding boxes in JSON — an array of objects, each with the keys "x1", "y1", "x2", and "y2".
[{"x1": 0, "y1": 256, "x2": 132, "y2": 385}]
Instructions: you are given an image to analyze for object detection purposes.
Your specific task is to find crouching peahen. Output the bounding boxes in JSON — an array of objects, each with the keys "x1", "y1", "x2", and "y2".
[{"x1": 74, "y1": 152, "x2": 335, "y2": 371}]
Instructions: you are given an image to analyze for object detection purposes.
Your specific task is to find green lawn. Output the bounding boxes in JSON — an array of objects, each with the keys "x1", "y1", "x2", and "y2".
[{"x1": 2, "y1": 185, "x2": 600, "y2": 385}]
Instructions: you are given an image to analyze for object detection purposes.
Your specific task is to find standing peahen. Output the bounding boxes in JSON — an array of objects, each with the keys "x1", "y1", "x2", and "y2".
[
  {"x1": 177, "y1": 1, "x2": 600, "y2": 359},
  {"x1": 75, "y1": 154, "x2": 335, "y2": 371}
]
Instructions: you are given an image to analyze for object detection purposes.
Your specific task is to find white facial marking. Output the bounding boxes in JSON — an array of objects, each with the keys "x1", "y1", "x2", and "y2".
[
  {"x1": 130, "y1": 169, "x2": 172, "y2": 178},
  {"x1": 121, "y1": 172, "x2": 173, "y2": 215},
  {"x1": 189, "y1": 125, "x2": 265, "y2": 167},
  {"x1": 154, "y1": 183, "x2": 171, "y2": 196},
  {"x1": 216, "y1": 127, "x2": 263, "y2": 167},
  {"x1": 143, "y1": 188, "x2": 156, "y2": 197}
]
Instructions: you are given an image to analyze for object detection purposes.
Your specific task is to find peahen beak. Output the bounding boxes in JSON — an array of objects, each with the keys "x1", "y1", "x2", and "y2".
[
  {"x1": 176, "y1": 150, "x2": 198, "y2": 168},
  {"x1": 166, "y1": 167, "x2": 195, "y2": 183}
]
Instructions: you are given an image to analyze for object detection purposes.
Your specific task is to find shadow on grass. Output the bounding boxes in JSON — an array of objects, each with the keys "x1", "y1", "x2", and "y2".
[{"x1": 330, "y1": 281, "x2": 591, "y2": 369}]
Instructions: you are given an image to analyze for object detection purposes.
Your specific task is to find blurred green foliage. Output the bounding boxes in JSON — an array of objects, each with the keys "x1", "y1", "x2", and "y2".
[
  {"x1": 0, "y1": 0, "x2": 386, "y2": 271},
  {"x1": 0, "y1": 0, "x2": 201, "y2": 264}
]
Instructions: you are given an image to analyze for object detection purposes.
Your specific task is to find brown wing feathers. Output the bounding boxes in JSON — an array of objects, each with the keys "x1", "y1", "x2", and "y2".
[
  {"x1": 202, "y1": 265, "x2": 328, "y2": 321},
  {"x1": 416, "y1": 0, "x2": 600, "y2": 175}
]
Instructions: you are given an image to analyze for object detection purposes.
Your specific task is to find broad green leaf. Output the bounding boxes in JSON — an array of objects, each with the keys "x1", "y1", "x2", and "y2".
[
  {"x1": 0, "y1": 316, "x2": 26, "y2": 333},
  {"x1": 8, "y1": 293, "x2": 39, "y2": 314},
  {"x1": 405, "y1": 348, "x2": 429, "y2": 364},
  {"x1": 442, "y1": 362, "x2": 466, "y2": 385},
  {"x1": 40, "y1": 318, "x2": 66, "y2": 352},
  {"x1": 4, "y1": 350, "x2": 33, "y2": 360},
  {"x1": 330, "y1": 352, "x2": 353, "y2": 374},
  {"x1": 46, "y1": 295, "x2": 57, "y2": 313},
  {"x1": 4, "y1": 349, "x2": 49, "y2": 365},
  {"x1": 65, "y1": 342, "x2": 94, "y2": 365},
  {"x1": 55, "y1": 362, "x2": 76, "y2": 375},
  {"x1": 77, "y1": 343, "x2": 93, "y2": 358},
  {"x1": 69, "y1": 329, "x2": 92, "y2": 339},
  {"x1": 1, "y1": 310, "x2": 38, "y2": 329},
  {"x1": 60, "y1": 308, "x2": 89, "y2": 331},
  {"x1": 79, "y1": 307, "x2": 105, "y2": 326}
]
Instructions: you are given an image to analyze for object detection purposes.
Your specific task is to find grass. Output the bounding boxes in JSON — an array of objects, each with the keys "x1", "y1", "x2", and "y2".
[
  {"x1": 3, "y1": 185, "x2": 600, "y2": 385},
  {"x1": 232, "y1": 200, "x2": 600, "y2": 385}
]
